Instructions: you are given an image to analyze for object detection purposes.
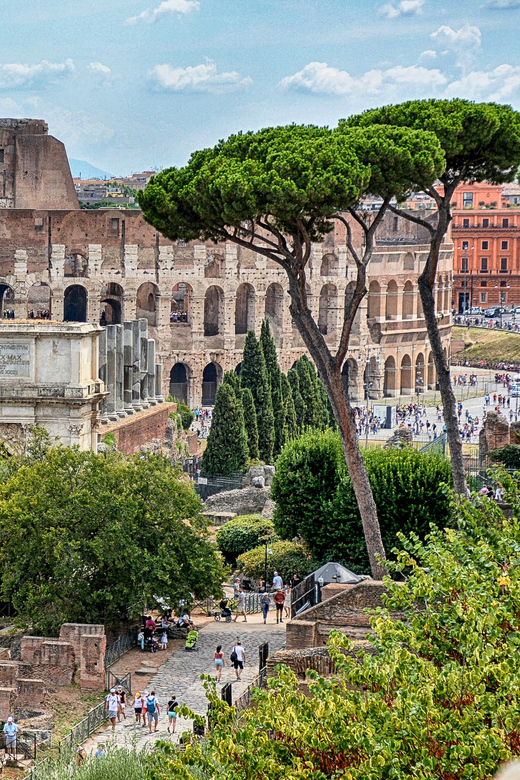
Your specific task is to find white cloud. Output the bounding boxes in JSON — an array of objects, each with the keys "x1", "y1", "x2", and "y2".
[
  {"x1": 418, "y1": 49, "x2": 437, "y2": 61},
  {"x1": 0, "y1": 59, "x2": 75, "y2": 89},
  {"x1": 379, "y1": 0, "x2": 425, "y2": 18},
  {"x1": 87, "y1": 62, "x2": 111, "y2": 77},
  {"x1": 126, "y1": 0, "x2": 199, "y2": 24},
  {"x1": 148, "y1": 60, "x2": 252, "y2": 93},
  {"x1": 277, "y1": 61, "x2": 446, "y2": 96},
  {"x1": 431, "y1": 23, "x2": 481, "y2": 71},
  {"x1": 482, "y1": 0, "x2": 520, "y2": 7},
  {"x1": 447, "y1": 64, "x2": 520, "y2": 100}
]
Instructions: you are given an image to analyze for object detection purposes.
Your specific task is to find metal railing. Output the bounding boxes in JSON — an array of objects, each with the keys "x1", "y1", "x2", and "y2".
[
  {"x1": 106, "y1": 670, "x2": 132, "y2": 695},
  {"x1": 104, "y1": 626, "x2": 138, "y2": 668},
  {"x1": 291, "y1": 573, "x2": 320, "y2": 619},
  {"x1": 58, "y1": 700, "x2": 108, "y2": 754},
  {"x1": 0, "y1": 731, "x2": 37, "y2": 761},
  {"x1": 24, "y1": 755, "x2": 52, "y2": 780},
  {"x1": 419, "y1": 432, "x2": 447, "y2": 455},
  {"x1": 194, "y1": 474, "x2": 244, "y2": 500}
]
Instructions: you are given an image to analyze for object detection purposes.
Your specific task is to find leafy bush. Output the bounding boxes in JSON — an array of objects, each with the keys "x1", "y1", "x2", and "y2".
[
  {"x1": 170, "y1": 398, "x2": 194, "y2": 430},
  {"x1": 216, "y1": 515, "x2": 276, "y2": 561},
  {"x1": 237, "y1": 540, "x2": 316, "y2": 582},
  {"x1": 488, "y1": 444, "x2": 520, "y2": 470},
  {"x1": 271, "y1": 430, "x2": 453, "y2": 573},
  {"x1": 37, "y1": 744, "x2": 148, "y2": 780}
]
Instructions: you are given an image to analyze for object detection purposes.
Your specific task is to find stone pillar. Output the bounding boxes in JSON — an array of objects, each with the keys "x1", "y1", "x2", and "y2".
[
  {"x1": 106, "y1": 325, "x2": 118, "y2": 421},
  {"x1": 155, "y1": 363, "x2": 164, "y2": 403},
  {"x1": 79, "y1": 633, "x2": 106, "y2": 692},
  {"x1": 98, "y1": 328, "x2": 109, "y2": 423},
  {"x1": 131, "y1": 320, "x2": 142, "y2": 412},
  {"x1": 115, "y1": 324, "x2": 126, "y2": 417},
  {"x1": 123, "y1": 322, "x2": 134, "y2": 415},
  {"x1": 139, "y1": 318, "x2": 150, "y2": 408},
  {"x1": 147, "y1": 339, "x2": 157, "y2": 405}
]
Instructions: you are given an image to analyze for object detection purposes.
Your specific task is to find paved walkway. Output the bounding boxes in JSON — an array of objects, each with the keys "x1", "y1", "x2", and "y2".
[{"x1": 86, "y1": 618, "x2": 285, "y2": 753}]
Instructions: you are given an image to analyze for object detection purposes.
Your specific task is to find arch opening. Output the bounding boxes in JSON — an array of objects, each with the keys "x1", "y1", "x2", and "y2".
[
  {"x1": 64, "y1": 285, "x2": 87, "y2": 322},
  {"x1": 341, "y1": 358, "x2": 358, "y2": 401},
  {"x1": 386, "y1": 280, "x2": 398, "y2": 320},
  {"x1": 170, "y1": 363, "x2": 189, "y2": 404},
  {"x1": 171, "y1": 282, "x2": 192, "y2": 323},
  {"x1": 318, "y1": 283, "x2": 337, "y2": 335},
  {"x1": 27, "y1": 282, "x2": 51, "y2": 319},
  {"x1": 136, "y1": 282, "x2": 159, "y2": 327},
  {"x1": 403, "y1": 281, "x2": 414, "y2": 320},
  {"x1": 320, "y1": 253, "x2": 339, "y2": 276},
  {"x1": 235, "y1": 283, "x2": 255, "y2": 335},
  {"x1": 265, "y1": 283, "x2": 284, "y2": 345},
  {"x1": 367, "y1": 281, "x2": 381, "y2": 319},
  {"x1": 400, "y1": 354, "x2": 412, "y2": 394},
  {"x1": 384, "y1": 356, "x2": 397, "y2": 397},
  {"x1": 202, "y1": 362, "x2": 222, "y2": 406},
  {"x1": 204, "y1": 285, "x2": 224, "y2": 337}
]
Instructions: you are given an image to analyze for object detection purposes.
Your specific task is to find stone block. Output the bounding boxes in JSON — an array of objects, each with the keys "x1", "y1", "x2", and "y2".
[
  {"x1": 286, "y1": 621, "x2": 317, "y2": 650},
  {"x1": 263, "y1": 465, "x2": 275, "y2": 486},
  {"x1": 136, "y1": 667, "x2": 157, "y2": 676},
  {"x1": 21, "y1": 637, "x2": 75, "y2": 686},
  {"x1": 203, "y1": 486, "x2": 270, "y2": 517},
  {"x1": 16, "y1": 679, "x2": 46, "y2": 708},
  {"x1": 251, "y1": 476, "x2": 265, "y2": 488},
  {"x1": 80, "y1": 633, "x2": 106, "y2": 692},
  {"x1": 0, "y1": 647, "x2": 10, "y2": 660},
  {"x1": 59, "y1": 623, "x2": 105, "y2": 659},
  {"x1": 0, "y1": 687, "x2": 16, "y2": 721}
]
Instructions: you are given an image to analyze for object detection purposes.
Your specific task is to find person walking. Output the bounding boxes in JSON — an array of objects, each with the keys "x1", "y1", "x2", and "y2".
[
  {"x1": 146, "y1": 690, "x2": 160, "y2": 733},
  {"x1": 105, "y1": 688, "x2": 119, "y2": 731},
  {"x1": 231, "y1": 640, "x2": 246, "y2": 681},
  {"x1": 167, "y1": 695, "x2": 179, "y2": 734},
  {"x1": 117, "y1": 686, "x2": 127, "y2": 721},
  {"x1": 76, "y1": 744, "x2": 86, "y2": 767},
  {"x1": 141, "y1": 689, "x2": 149, "y2": 727},
  {"x1": 133, "y1": 692, "x2": 143, "y2": 726},
  {"x1": 234, "y1": 589, "x2": 247, "y2": 622},
  {"x1": 214, "y1": 644, "x2": 225, "y2": 681},
  {"x1": 95, "y1": 743, "x2": 106, "y2": 759},
  {"x1": 160, "y1": 630, "x2": 168, "y2": 650},
  {"x1": 274, "y1": 589, "x2": 286, "y2": 624},
  {"x1": 284, "y1": 585, "x2": 291, "y2": 620},
  {"x1": 3, "y1": 717, "x2": 18, "y2": 757},
  {"x1": 272, "y1": 571, "x2": 283, "y2": 590},
  {"x1": 261, "y1": 592, "x2": 270, "y2": 624}
]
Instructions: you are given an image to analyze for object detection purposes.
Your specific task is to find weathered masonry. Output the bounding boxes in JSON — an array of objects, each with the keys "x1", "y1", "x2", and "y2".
[{"x1": 0, "y1": 118, "x2": 454, "y2": 405}]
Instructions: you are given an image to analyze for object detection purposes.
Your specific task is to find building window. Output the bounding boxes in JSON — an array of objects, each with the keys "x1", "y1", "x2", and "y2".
[
  {"x1": 480, "y1": 258, "x2": 488, "y2": 272},
  {"x1": 463, "y1": 192, "x2": 473, "y2": 208},
  {"x1": 482, "y1": 240, "x2": 489, "y2": 250},
  {"x1": 480, "y1": 281, "x2": 487, "y2": 287},
  {"x1": 0, "y1": 150, "x2": 4, "y2": 164},
  {"x1": 480, "y1": 292, "x2": 487, "y2": 303},
  {"x1": 461, "y1": 257, "x2": 468, "y2": 272},
  {"x1": 503, "y1": 218, "x2": 509, "y2": 228},
  {"x1": 463, "y1": 218, "x2": 470, "y2": 228},
  {"x1": 483, "y1": 218, "x2": 489, "y2": 227},
  {"x1": 501, "y1": 257, "x2": 508, "y2": 273},
  {"x1": 500, "y1": 281, "x2": 508, "y2": 287},
  {"x1": 502, "y1": 240, "x2": 509, "y2": 250},
  {"x1": 393, "y1": 216, "x2": 398, "y2": 231},
  {"x1": 110, "y1": 218, "x2": 119, "y2": 235},
  {"x1": 462, "y1": 241, "x2": 469, "y2": 250},
  {"x1": 34, "y1": 218, "x2": 43, "y2": 232}
]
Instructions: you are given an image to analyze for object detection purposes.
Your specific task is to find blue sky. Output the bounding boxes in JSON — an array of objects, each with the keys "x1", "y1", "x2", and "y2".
[{"x1": 2, "y1": 0, "x2": 520, "y2": 174}]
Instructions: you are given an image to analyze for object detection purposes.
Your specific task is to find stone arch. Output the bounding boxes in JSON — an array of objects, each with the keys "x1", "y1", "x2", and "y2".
[
  {"x1": 169, "y1": 362, "x2": 190, "y2": 405},
  {"x1": 205, "y1": 254, "x2": 224, "y2": 278},
  {"x1": 64, "y1": 284, "x2": 87, "y2": 322},
  {"x1": 204, "y1": 285, "x2": 224, "y2": 337},
  {"x1": 341, "y1": 358, "x2": 358, "y2": 401},
  {"x1": 403, "y1": 252, "x2": 415, "y2": 271},
  {"x1": 100, "y1": 282, "x2": 123, "y2": 325},
  {"x1": 136, "y1": 282, "x2": 159, "y2": 326},
  {"x1": 64, "y1": 252, "x2": 88, "y2": 278},
  {"x1": 235, "y1": 362, "x2": 242, "y2": 376},
  {"x1": 0, "y1": 283, "x2": 14, "y2": 318},
  {"x1": 27, "y1": 282, "x2": 52, "y2": 319},
  {"x1": 235, "y1": 283, "x2": 256, "y2": 335},
  {"x1": 366, "y1": 355, "x2": 380, "y2": 398},
  {"x1": 171, "y1": 282, "x2": 192, "y2": 323},
  {"x1": 265, "y1": 283, "x2": 284, "y2": 344},
  {"x1": 386, "y1": 280, "x2": 398, "y2": 320},
  {"x1": 384, "y1": 355, "x2": 397, "y2": 397},
  {"x1": 403, "y1": 280, "x2": 414, "y2": 319},
  {"x1": 320, "y1": 253, "x2": 339, "y2": 276},
  {"x1": 318, "y1": 283, "x2": 337, "y2": 335},
  {"x1": 202, "y1": 362, "x2": 222, "y2": 406},
  {"x1": 400, "y1": 354, "x2": 412, "y2": 394},
  {"x1": 367, "y1": 280, "x2": 381, "y2": 319},
  {"x1": 415, "y1": 352, "x2": 425, "y2": 395}
]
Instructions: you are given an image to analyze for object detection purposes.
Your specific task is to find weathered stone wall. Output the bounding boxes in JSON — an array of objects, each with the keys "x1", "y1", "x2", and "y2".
[
  {"x1": 20, "y1": 638, "x2": 76, "y2": 686},
  {"x1": 266, "y1": 643, "x2": 376, "y2": 680},
  {"x1": 100, "y1": 402, "x2": 176, "y2": 454},
  {"x1": 480, "y1": 410, "x2": 520, "y2": 456},
  {"x1": 59, "y1": 623, "x2": 105, "y2": 659},
  {"x1": 79, "y1": 634, "x2": 106, "y2": 692},
  {"x1": 203, "y1": 486, "x2": 271, "y2": 517}
]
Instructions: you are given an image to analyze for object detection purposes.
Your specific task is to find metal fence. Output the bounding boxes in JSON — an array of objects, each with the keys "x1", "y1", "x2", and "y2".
[
  {"x1": 24, "y1": 755, "x2": 52, "y2": 780},
  {"x1": 58, "y1": 700, "x2": 108, "y2": 754},
  {"x1": 106, "y1": 670, "x2": 132, "y2": 695},
  {"x1": 0, "y1": 601, "x2": 16, "y2": 619},
  {"x1": 104, "y1": 626, "x2": 138, "y2": 668},
  {"x1": 194, "y1": 474, "x2": 244, "y2": 501},
  {"x1": 226, "y1": 641, "x2": 270, "y2": 714},
  {"x1": 419, "y1": 432, "x2": 447, "y2": 455},
  {"x1": 291, "y1": 573, "x2": 321, "y2": 619},
  {"x1": 0, "y1": 731, "x2": 37, "y2": 762}
]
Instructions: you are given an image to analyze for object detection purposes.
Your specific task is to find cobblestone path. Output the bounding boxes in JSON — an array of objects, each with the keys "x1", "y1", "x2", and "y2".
[{"x1": 86, "y1": 619, "x2": 285, "y2": 754}]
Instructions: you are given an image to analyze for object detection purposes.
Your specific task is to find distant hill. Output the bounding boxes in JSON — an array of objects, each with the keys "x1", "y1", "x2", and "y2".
[{"x1": 68, "y1": 158, "x2": 113, "y2": 180}]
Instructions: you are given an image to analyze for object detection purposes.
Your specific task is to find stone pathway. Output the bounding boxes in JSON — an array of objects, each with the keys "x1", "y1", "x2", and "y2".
[{"x1": 85, "y1": 618, "x2": 285, "y2": 754}]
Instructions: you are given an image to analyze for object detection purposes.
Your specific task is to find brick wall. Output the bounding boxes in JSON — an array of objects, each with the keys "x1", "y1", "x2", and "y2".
[
  {"x1": 59, "y1": 623, "x2": 105, "y2": 659},
  {"x1": 101, "y1": 402, "x2": 176, "y2": 454},
  {"x1": 267, "y1": 643, "x2": 376, "y2": 680}
]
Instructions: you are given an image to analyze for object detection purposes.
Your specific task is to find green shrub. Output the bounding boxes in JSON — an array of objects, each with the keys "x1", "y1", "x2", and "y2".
[
  {"x1": 216, "y1": 515, "x2": 276, "y2": 560},
  {"x1": 237, "y1": 539, "x2": 316, "y2": 582},
  {"x1": 488, "y1": 444, "x2": 520, "y2": 470},
  {"x1": 271, "y1": 430, "x2": 453, "y2": 573},
  {"x1": 171, "y1": 398, "x2": 194, "y2": 430}
]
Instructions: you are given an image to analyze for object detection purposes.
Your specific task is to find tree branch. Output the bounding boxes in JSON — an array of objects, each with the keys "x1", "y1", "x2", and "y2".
[{"x1": 388, "y1": 204, "x2": 435, "y2": 236}]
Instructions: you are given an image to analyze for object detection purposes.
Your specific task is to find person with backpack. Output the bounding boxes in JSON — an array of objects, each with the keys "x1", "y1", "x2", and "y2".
[
  {"x1": 167, "y1": 694, "x2": 179, "y2": 734},
  {"x1": 146, "y1": 690, "x2": 161, "y2": 733},
  {"x1": 230, "y1": 640, "x2": 246, "y2": 681}
]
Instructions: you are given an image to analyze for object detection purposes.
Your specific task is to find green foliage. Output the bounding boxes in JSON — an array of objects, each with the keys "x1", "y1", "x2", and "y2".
[
  {"x1": 149, "y1": 496, "x2": 520, "y2": 780},
  {"x1": 295, "y1": 356, "x2": 320, "y2": 430},
  {"x1": 240, "y1": 330, "x2": 275, "y2": 464},
  {"x1": 237, "y1": 540, "x2": 316, "y2": 583},
  {"x1": 0, "y1": 448, "x2": 224, "y2": 635},
  {"x1": 201, "y1": 383, "x2": 249, "y2": 477},
  {"x1": 222, "y1": 370, "x2": 240, "y2": 393},
  {"x1": 240, "y1": 387, "x2": 259, "y2": 461},
  {"x1": 261, "y1": 319, "x2": 287, "y2": 457},
  {"x1": 271, "y1": 430, "x2": 453, "y2": 572},
  {"x1": 215, "y1": 515, "x2": 276, "y2": 561},
  {"x1": 488, "y1": 444, "x2": 520, "y2": 470},
  {"x1": 287, "y1": 369, "x2": 305, "y2": 434},
  {"x1": 37, "y1": 744, "x2": 148, "y2": 780},
  {"x1": 280, "y1": 373, "x2": 298, "y2": 440},
  {"x1": 171, "y1": 398, "x2": 194, "y2": 430}
]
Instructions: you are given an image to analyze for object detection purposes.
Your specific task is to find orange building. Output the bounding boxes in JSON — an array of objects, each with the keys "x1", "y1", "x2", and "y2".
[{"x1": 451, "y1": 182, "x2": 520, "y2": 312}]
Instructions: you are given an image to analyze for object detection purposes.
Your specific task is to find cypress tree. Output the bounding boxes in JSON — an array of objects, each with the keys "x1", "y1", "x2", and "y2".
[
  {"x1": 287, "y1": 369, "x2": 305, "y2": 434},
  {"x1": 241, "y1": 387, "x2": 259, "y2": 461},
  {"x1": 223, "y1": 370, "x2": 241, "y2": 394},
  {"x1": 260, "y1": 319, "x2": 286, "y2": 457},
  {"x1": 281, "y1": 373, "x2": 298, "y2": 440},
  {"x1": 240, "y1": 330, "x2": 275, "y2": 463},
  {"x1": 296, "y1": 355, "x2": 320, "y2": 429},
  {"x1": 201, "y1": 383, "x2": 249, "y2": 476}
]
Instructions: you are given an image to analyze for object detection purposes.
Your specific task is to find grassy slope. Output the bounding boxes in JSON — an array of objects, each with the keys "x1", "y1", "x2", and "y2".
[{"x1": 452, "y1": 326, "x2": 520, "y2": 363}]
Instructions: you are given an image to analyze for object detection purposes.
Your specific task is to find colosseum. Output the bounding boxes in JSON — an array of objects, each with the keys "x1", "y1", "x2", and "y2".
[{"x1": 0, "y1": 118, "x2": 453, "y2": 407}]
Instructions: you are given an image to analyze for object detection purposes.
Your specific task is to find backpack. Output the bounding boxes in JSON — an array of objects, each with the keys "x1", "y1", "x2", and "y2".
[
  {"x1": 230, "y1": 648, "x2": 237, "y2": 663},
  {"x1": 147, "y1": 696, "x2": 156, "y2": 713}
]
